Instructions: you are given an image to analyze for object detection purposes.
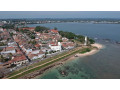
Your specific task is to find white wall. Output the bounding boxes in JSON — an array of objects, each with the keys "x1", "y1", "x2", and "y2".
[
  {"x1": 31, "y1": 50, "x2": 40, "y2": 54},
  {"x1": 1, "y1": 50, "x2": 16, "y2": 54}
]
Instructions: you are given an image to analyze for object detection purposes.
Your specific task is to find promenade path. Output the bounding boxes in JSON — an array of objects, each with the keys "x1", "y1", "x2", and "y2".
[{"x1": 8, "y1": 47, "x2": 81, "y2": 79}]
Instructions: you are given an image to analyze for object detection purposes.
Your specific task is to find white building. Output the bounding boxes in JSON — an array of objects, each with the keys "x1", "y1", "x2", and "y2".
[
  {"x1": 28, "y1": 51, "x2": 45, "y2": 60},
  {"x1": 0, "y1": 28, "x2": 3, "y2": 32},
  {"x1": 21, "y1": 46, "x2": 32, "y2": 54},
  {"x1": 84, "y1": 36, "x2": 88, "y2": 46},
  {"x1": 31, "y1": 50, "x2": 40, "y2": 54},
  {"x1": 1, "y1": 47, "x2": 16, "y2": 54},
  {"x1": 25, "y1": 49, "x2": 32, "y2": 54},
  {"x1": 8, "y1": 42, "x2": 17, "y2": 47},
  {"x1": 49, "y1": 42, "x2": 62, "y2": 51}
]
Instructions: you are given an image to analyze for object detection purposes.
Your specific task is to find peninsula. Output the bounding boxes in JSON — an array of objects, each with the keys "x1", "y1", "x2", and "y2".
[{"x1": 0, "y1": 24, "x2": 102, "y2": 79}]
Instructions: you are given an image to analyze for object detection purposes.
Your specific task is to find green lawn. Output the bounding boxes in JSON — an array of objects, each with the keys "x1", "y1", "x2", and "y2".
[
  {"x1": 79, "y1": 48, "x2": 91, "y2": 54},
  {"x1": 8, "y1": 47, "x2": 82, "y2": 79}
]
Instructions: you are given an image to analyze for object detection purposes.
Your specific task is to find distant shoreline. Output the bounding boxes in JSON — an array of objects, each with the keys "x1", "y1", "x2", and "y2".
[{"x1": 22, "y1": 43, "x2": 103, "y2": 79}]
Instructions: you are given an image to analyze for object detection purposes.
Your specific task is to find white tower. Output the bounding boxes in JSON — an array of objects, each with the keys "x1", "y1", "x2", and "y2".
[
  {"x1": 84, "y1": 36, "x2": 87, "y2": 46},
  {"x1": 58, "y1": 42, "x2": 62, "y2": 51}
]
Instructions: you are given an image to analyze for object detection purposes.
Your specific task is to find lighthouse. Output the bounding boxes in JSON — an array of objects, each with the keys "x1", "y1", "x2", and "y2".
[{"x1": 84, "y1": 36, "x2": 87, "y2": 46}]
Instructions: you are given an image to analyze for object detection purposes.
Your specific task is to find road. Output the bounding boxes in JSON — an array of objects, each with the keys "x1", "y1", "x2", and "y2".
[
  {"x1": 7, "y1": 29, "x2": 31, "y2": 62},
  {"x1": 8, "y1": 47, "x2": 80, "y2": 79}
]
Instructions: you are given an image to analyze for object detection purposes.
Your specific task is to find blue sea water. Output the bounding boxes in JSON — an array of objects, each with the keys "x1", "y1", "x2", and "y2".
[
  {"x1": 28, "y1": 22, "x2": 120, "y2": 42},
  {"x1": 28, "y1": 22, "x2": 120, "y2": 79}
]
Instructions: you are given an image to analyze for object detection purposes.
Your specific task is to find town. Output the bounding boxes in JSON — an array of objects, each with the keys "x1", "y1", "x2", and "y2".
[
  {"x1": 0, "y1": 18, "x2": 96, "y2": 79},
  {"x1": 0, "y1": 26, "x2": 79, "y2": 78}
]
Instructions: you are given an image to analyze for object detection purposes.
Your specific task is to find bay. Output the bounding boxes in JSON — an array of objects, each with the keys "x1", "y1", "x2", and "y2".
[
  {"x1": 28, "y1": 22, "x2": 120, "y2": 42},
  {"x1": 28, "y1": 22, "x2": 120, "y2": 79}
]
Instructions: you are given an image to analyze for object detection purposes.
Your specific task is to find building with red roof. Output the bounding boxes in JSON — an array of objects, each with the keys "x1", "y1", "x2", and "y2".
[
  {"x1": 28, "y1": 50, "x2": 45, "y2": 60},
  {"x1": 61, "y1": 42, "x2": 75, "y2": 50},
  {"x1": 1, "y1": 47, "x2": 16, "y2": 54},
  {"x1": 3, "y1": 55, "x2": 28, "y2": 67},
  {"x1": 19, "y1": 27, "x2": 35, "y2": 31},
  {"x1": 50, "y1": 29, "x2": 58, "y2": 33}
]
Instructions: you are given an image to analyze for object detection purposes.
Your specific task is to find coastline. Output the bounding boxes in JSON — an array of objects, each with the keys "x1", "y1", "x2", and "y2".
[
  {"x1": 19, "y1": 43, "x2": 104, "y2": 79},
  {"x1": 77, "y1": 43, "x2": 103, "y2": 57},
  {"x1": 61, "y1": 43, "x2": 103, "y2": 63}
]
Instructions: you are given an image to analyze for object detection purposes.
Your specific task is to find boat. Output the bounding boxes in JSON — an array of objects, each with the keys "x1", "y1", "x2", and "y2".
[{"x1": 74, "y1": 54, "x2": 78, "y2": 57}]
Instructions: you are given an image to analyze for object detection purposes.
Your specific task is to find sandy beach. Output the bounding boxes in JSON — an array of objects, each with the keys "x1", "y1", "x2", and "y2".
[
  {"x1": 78, "y1": 43, "x2": 103, "y2": 57},
  {"x1": 19, "y1": 43, "x2": 104, "y2": 79},
  {"x1": 67, "y1": 43, "x2": 103, "y2": 61}
]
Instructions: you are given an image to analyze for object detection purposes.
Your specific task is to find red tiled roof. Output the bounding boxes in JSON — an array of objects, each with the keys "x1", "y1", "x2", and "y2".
[
  {"x1": 2, "y1": 47, "x2": 15, "y2": 51},
  {"x1": 28, "y1": 53, "x2": 38, "y2": 59},
  {"x1": 10, "y1": 55, "x2": 27, "y2": 62},
  {"x1": 62, "y1": 43, "x2": 68, "y2": 47},
  {"x1": 4, "y1": 55, "x2": 27, "y2": 65},
  {"x1": 50, "y1": 42, "x2": 56, "y2": 45},
  {"x1": 50, "y1": 29, "x2": 58, "y2": 33},
  {"x1": 16, "y1": 48, "x2": 22, "y2": 54},
  {"x1": 28, "y1": 51, "x2": 44, "y2": 59},
  {"x1": 19, "y1": 27, "x2": 35, "y2": 30},
  {"x1": 37, "y1": 51, "x2": 45, "y2": 54},
  {"x1": 35, "y1": 44, "x2": 40, "y2": 47}
]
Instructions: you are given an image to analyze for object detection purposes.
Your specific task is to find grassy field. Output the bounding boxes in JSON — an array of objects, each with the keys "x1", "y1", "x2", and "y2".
[
  {"x1": 79, "y1": 48, "x2": 91, "y2": 54},
  {"x1": 7, "y1": 47, "x2": 84, "y2": 79}
]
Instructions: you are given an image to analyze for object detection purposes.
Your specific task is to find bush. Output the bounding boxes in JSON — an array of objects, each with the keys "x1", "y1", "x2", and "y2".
[
  {"x1": 80, "y1": 48, "x2": 91, "y2": 54},
  {"x1": 35, "y1": 26, "x2": 49, "y2": 33}
]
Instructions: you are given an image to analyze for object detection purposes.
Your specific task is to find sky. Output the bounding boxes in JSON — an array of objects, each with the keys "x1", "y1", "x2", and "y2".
[{"x1": 0, "y1": 11, "x2": 120, "y2": 19}]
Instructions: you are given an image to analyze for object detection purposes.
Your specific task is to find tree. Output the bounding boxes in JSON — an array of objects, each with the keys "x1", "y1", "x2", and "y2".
[
  {"x1": 16, "y1": 27, "x2": 19, "y2": 32},
  {"x1": 59, "y1": 31, "x2": 76, "y2": 39},
  {"x1": 0, "y1": 55, "x2": 9, "y2": 62},
  {"x1": 0, "y1": 71, "x2": 4, "y2": 78},
  {"x1": 10, "y1": 32, "x2": 13, "y2": 37},
  {"x1": 59, "y1": 30, "x2": 95, "y2": 44},
  {"x1": 30, "y1": 35, "x2": 35, "y2": 39},
  {"x1": 88, "y1": 38, "x2": 95, "y2": 44},
  {"x1": 28, "y1": 40, "x2": 37, "y2": 45},
  {"x1": 54, "y1": 27, "x2": 57, "y2": 30},
  {"x1": 58, "y1": 40, "x2": 62, "y2": 42},
  {"x1": 2, "y1": 24, "x2": 15, "y2": 29},
  {"x1": 35, "y1": 26, "x2": 49, "y2": 33}
]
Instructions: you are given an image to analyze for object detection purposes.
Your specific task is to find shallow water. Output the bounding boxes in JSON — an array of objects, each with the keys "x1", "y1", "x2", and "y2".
[
  {"x1": 36, "y1": 41, "x2": 120, "y2": 79},
  {"x1": 28, "y1": 22, "x2": 120, "y2": 79}
]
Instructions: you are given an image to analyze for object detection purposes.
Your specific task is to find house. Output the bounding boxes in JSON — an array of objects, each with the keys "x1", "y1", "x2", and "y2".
[
  {"x1": 8, "y1": 42, "x2": 17, "y2": 47},
  {"x1": 35, "y1": 44, "x2": 40, "y2": 48},
  {"x1": 49, "y1": 29, "x2": 58, "y2": 34},
  {"x1": 49, "y1": 42, "x2": 62, "y2": 51},
  {"x1": 37, "y1": 51, "x2": 45, "y2": 59},
  {"x1": 19, "y1": 27, "x2": 35, "y2": 31},
  {"x1": 15, "y1": 48, "x2": 23, "y2": 55},
  {"x1": 61, "y1": 42, "x2": 75, "y2": 49},
  {"x1": 28, "y1": 54, "x2": 38, "y2": 60},
  {"x1": 36, "y1": 32, "x2": 41, "y2": 36},
  {"x1": 0, "y1": 28, "x2": 3, "y2": 32},
  {"x1": 31, "y1": 50, "x2": 40, "y2": 54},
  {"x1": 21, "y1": 44, "x2": 33, "y2": 54},
  {"x1": 3, "y1": 55, "x2": 28, "y2": 67},
  {"x1": 1, "y1": 47, "x2": 16, "y2": 54},
  {"x1": 28, "y1": 51, "x2": 45, "y2": 60},
  {"x1": 41, "y1": 47, "x2": 52, "y2": 53},
  {"x1": 22, "y1": 46, "x2": 32, "y2": 54},
  {"x1": 62, "y1": 37, "x2": 69, "y2": 42}
]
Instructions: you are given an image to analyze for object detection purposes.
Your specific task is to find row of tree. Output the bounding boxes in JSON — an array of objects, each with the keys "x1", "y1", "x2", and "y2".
[
  {"x1": 35, "y1": 26, "x2": 49, "y2": 33},
  {"x1": 2, "y1": 24, "x2": 15, "y2": 29},
  {"x1": 59, "y1": 31, "x2": 95, "y2": 44},
  {"x1": 15, "y1": 25, "x2": 95, "y2": 44}
]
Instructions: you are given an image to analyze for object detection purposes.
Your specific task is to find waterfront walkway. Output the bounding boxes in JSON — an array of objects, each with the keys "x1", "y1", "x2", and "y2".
[{"x1": 8, "y1": 47, "x2": 81, "y2": 79}]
